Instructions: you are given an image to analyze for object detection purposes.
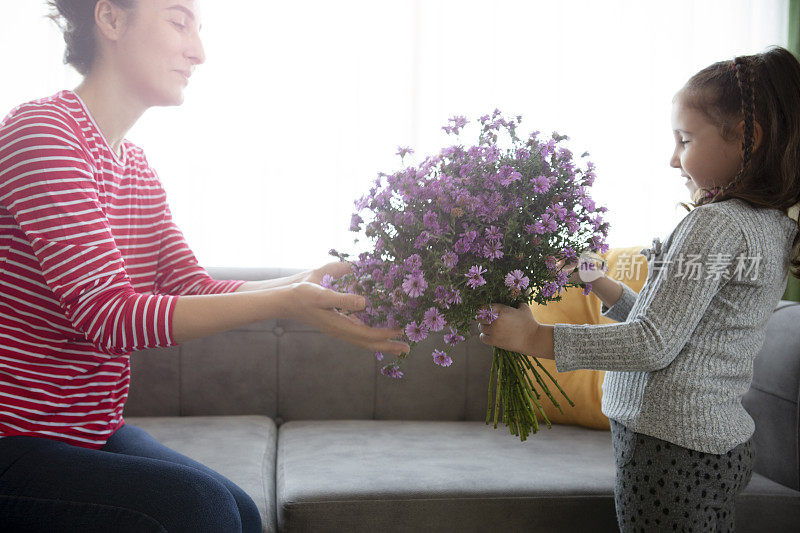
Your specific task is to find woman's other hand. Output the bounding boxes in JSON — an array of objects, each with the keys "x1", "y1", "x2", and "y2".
[
  {"x1": 302, "y1": 261, "x2": 353, "y2": 286},
  {"x1": 281, "y1": 282, "x2": 410, "y2": 356}
]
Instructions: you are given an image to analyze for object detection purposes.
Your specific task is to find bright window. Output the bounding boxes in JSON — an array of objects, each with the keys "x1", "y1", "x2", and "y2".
[{"x1": 0, "y1": 0, "x2": 788, "y2": 269}]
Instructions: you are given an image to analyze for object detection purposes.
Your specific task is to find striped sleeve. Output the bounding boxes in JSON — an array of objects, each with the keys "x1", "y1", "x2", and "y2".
[
  {"x1": 152, "y1": 200, "x2": 246, "y2": 296},
  {"x1": 552, "y1": 205, "x2": 747, "y2": 373},
  {"x1": 0, "y1": 108, "x2": 180, "y2": 355}
]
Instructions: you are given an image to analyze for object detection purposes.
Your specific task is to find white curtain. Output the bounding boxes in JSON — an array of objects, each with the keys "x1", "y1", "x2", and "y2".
[{"x1": 0, "y1": 0, "x2": 788, "y2": 269}]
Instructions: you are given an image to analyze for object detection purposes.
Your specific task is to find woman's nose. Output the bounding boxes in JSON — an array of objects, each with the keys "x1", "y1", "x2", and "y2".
[{"x1": 187, "y1": 32, "x2": 206, "y2": 66}]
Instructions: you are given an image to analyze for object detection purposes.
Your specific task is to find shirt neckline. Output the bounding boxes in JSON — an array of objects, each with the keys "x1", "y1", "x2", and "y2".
[{"x1": 64, "y1": 89, "x2": 127, "y2": 167}]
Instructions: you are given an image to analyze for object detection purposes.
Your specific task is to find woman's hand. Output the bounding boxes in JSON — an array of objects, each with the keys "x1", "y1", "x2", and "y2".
[
  {"x1": 280, "y1": 281, "x2": 410, "y2": 356},
  {"x1": 477, "y1": 303, "x2": 541, "y2": 356},
  {"x1": 302, "y1": 261, "x2": 353, "y2": 286}
]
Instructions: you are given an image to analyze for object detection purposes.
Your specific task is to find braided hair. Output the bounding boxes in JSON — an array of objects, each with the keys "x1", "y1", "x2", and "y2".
[{"x1": 674, "y1": 46, "x2": 800, "y2": 278}]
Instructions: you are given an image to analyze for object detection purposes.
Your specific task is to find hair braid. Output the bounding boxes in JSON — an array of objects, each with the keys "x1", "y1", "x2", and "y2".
[{"x1": 723, "y1": 57, "x2": 757, "y2": 193}]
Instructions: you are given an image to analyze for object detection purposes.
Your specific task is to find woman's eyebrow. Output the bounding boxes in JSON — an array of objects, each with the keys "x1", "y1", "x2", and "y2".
[
  {"x1": 167, "y1": 5, "x2": 202, "y2": 29},
  {"x1": 673, "y1": 128, "x2": 692, "y2": 134}
]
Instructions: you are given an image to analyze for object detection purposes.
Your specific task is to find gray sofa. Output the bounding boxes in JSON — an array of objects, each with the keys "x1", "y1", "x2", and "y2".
[{"x1": 123, "y1": 267, "x2": 800, "y2": 532}]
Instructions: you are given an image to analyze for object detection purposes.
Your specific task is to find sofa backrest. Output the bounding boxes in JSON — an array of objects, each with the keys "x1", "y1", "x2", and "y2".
[
  {"x1": 124, "y1": 267, "x2": 800, "y2": 490},
  {"x1": 741, "y1": 300, "x2": 800, "y2": 491}
]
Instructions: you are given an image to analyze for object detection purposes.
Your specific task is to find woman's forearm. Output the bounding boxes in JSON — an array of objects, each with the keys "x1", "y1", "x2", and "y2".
[
  {"x1": 234, "y1": 272, "x2": 308, "y2": 292},
  {"x1": 171, "y1": 287, "x2": 285, "y2": 343},
  {"x1": 590, "y1": 275, "x2": 625, "y2": 309}
]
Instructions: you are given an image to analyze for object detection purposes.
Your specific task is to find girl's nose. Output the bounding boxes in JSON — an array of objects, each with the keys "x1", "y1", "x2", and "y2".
[{"x1": 669, "y1": 150, "x2": 681, "y2": 169}]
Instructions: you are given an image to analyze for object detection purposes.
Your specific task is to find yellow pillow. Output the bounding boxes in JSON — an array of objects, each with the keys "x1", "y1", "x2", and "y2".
[{"x1": 527, "y1": 246, "x2": 648, "y2": 431}]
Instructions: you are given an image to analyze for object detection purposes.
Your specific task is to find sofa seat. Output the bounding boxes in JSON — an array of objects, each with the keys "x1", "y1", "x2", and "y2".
[
  {"x1": 276, "y1": 420, "x2": 800, "y2": 533},
  {"x1": 125, "y1": 415, "x2": 277, "y2": 533}
]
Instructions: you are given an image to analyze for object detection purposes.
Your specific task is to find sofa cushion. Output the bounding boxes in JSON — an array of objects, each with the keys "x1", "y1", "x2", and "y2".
[
  {"x1": 276, "y1": 420, "x2": 800, "y2": 532},
  {"x1": 125, "y1": 415, "x2": 277, "y2": 533}
]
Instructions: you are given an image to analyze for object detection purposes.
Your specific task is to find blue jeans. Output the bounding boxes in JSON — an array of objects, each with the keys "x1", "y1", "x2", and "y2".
[{"x1": 0, "y1": 423, "x2": 262, "y2": 532}]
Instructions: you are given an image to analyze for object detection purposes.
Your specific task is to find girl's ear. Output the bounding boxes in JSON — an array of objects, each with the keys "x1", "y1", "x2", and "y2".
[{"x1": 735, "y1": 119, "x2": 763, "y2": 154}]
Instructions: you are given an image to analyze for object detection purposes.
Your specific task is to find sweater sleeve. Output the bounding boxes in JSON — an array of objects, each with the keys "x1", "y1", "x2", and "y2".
[
  {"x1": 552, "y1": 205, "x2": 747, "y2": 373},
  {"x1": 151, "y1": 196, "x2": 246, "y2": 296},
  {"x1": 0, "y1": 109, "x2": 179, "y2": 356},
  {"x1": 599, "y1": 282, "x2": 639, "y2": 322}
]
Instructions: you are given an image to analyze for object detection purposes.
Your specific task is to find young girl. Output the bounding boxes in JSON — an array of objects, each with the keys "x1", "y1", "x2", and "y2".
[
  {"x1": 0, "y1": 1, "x2": 407, "y2": 531},
  {"x1": 479, "y1": 46, "x2": 800, "y2": 532}
]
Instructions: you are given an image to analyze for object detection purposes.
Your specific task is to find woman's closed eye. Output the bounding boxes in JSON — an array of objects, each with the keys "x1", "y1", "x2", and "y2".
[{"x1": 171, "y1": 21, "x2": 186, "y2": 30}]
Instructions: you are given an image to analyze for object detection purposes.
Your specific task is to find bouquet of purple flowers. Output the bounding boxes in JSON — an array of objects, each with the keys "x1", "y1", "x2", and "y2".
[{"x1": 329, "y1": 110, "x2": 610, "y2": 441}]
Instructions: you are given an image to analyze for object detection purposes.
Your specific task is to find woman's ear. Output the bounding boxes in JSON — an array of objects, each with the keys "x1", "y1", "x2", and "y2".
[
  {"x1": 94, "y1": 0, "x2": 130, "y2": 42},
  {"x1": 736, "y1": 119, "x2": 763, "y2": 154}
]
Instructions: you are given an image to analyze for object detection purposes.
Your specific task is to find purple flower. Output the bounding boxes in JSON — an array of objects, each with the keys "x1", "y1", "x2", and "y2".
[
  {"x1": 423, "y1": 210, "x2": 440, "y2": 231},
  {"x1": 466, "y1": 265, "x2": 487, "y2": 289},
  {"x1": 444, "y1": 327, "x2": 465, "y2": 346},
  {"x1": 402, "y1": 272, "x2": 428, "y2": 298},
  {"x1": 541, "y1": 213, "x2": 558, "y2": 233},
  {"x1": 432, "y1": 349, "x2": 453, "y2": 367},
  {"x1": 320, "y1": 274, "x2": 334, "y2": 289},
  {"x1": 482, "y1": 240, "x2": 504, "y2": 261},
  {"x1": 442, "y1": 251, "x2": 458, "y2": 269},
  {"x1": 547, "y1": 203, "x2": 569, "y2": 222},
  {"x1": 396, "y1": 146, "x2": 414, "y2": 158},
  {"x1": 381, "y1": 364, "x2": 404, "y2": 379},
  {"x1": 442, "y1": 115, "x2": 468, "y2": 135},
  {"x1": 556, "y1": 270, "x2": 569, "y2": 285},
  {"x1": 562, "y1": 246, "x2": 578, "y2": 261},
  {"x1": 405, "y1": 321, "x2": 429, "y2": 342},
  {"x1": 485, "y1": 225, "x2": 502, "y2": 242},
  {"x1": 566, "y1": 217, "x2": 580, "y2": 233},
  {"x1": 504, "y1": 269, "x2": 530, "y2": 291},
  {"x1": 541, "y1": 281, "x2": 561, "y2": 298},
  {"x1": 544, "y1": 255, "x2": 558, "y2": 270},
  {"x1": 404, "y1": 254, "x2": 422, "y2": 272},
  {"x1": 349, "y1": 213, "x2": 363, "y2": 231},
  {"x1": 476, "y1": 305, "x2": 498, "y2": 323},
  {"x1": 582, "y1": 283, "x2": 593, "y2": 296},
  {"x1": 375, "y1": 351, "x2": 384, "y2": 361},
  {"x1": 423, "y1": 307, "x2": 447, "y2": 332},
  {"x1": 414, "y1": 231, "x2": 431, "y2": 249},
  {"x1": 500, "y1": 170, "x2": 522, "y2": 186},
  {"x1": 447, "y1": 288, "x2": 462, "y2": 306}
]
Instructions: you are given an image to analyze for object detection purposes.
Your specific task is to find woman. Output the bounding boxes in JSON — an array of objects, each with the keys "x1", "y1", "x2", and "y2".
[{"x1": 0, "y1": 1, "x2": 408, "y2": 531}]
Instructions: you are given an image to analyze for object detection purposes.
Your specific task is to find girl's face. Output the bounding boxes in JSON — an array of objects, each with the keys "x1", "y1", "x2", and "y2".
[
  {"x1": 669, "y1": 93, "x2": 743, "y2": 199},
  {"x1": 112, "y1": 0, "x2": 205, "y2": 106}
]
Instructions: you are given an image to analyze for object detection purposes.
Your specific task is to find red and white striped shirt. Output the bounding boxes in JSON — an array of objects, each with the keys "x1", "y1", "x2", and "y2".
[{"x1": 0, "y1": 89, "x2": 245, "y2": 449}]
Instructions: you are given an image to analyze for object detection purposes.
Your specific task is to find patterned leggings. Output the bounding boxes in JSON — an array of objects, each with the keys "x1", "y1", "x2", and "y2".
[{"x1": 610, "y1": 418, "x2": 755, "y2": 533}]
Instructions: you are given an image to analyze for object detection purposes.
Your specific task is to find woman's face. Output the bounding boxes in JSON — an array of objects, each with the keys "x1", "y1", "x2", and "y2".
[
  {"x1": 113, "y1": 0, "x2": 205, "y2": 106},
  {"x1": 669, "y1": 92, "x2": 743, "y2": 200}
]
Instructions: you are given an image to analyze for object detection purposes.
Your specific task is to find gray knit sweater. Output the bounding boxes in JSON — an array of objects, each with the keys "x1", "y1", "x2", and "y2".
[{"x1": 553, "y1": 198, "x2": 799, "y2": 454}]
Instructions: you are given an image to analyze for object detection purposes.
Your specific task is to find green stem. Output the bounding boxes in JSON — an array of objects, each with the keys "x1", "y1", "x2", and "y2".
[
  {"x1": 529, "y1": 356, "x2": 576, "y2": 407},
  {"x1": 486, "y1": 351, "x2": 498, "y2": 425}
]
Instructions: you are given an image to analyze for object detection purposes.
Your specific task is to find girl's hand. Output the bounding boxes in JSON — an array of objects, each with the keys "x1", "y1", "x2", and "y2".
[
  {"x1": 556, "y1": 258, "x2": 583, "y2": 285},
  {"x1": 477, "y1": 303, "x2": 540, "y2": 356},
  {"x1": 302, "y1": 261, "x2": 353, "y2": 286},
  {"x1": 281, "y1": 282, "x2": 410, "y2": 356}
]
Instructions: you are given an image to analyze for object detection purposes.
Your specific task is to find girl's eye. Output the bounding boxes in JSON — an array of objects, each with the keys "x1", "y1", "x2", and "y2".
[
  {"x1": 171, "y1": 21, "x2": 185, "y2": 30},
  {"x1": 679, "y1": 140, "x2": 689, "y2": 145}
]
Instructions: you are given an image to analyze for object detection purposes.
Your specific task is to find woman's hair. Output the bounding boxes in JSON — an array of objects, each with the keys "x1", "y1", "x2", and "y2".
[
  {"x1": 46, "y1": 0, "x2": 136, "y2": 77},
  {"x1": 675, "y1": 45, "x2": 800, "y2": 279}
]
